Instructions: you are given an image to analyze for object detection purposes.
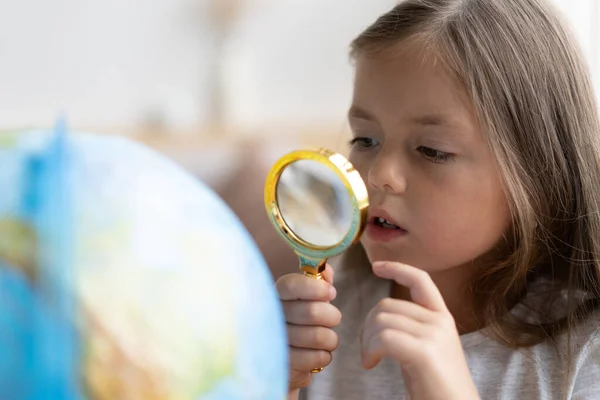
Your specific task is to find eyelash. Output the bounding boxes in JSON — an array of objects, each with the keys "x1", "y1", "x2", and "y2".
[
  {"x1": 349, "y1": 137, "x2": 455, "y2": 164},
  {"x1": 348, "y1": 137, "x2": 378, "y2": 149},
  {"x1": 416, "y1": 146, "x2": 456, "y2": 164}
]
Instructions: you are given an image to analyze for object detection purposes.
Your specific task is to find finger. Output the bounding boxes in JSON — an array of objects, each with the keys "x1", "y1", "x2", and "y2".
[
  {"x1": 360, "y1": 312, "x2": 424, "y2": 350},
  {"x1": 282, "y1": 301, "x2": 342, "y2": 327},
  {"x1": 287, "y1": 324, "x2": 339, "y2": 352},
  {"x1": 290, "y1": 347, "x2": 333, "y2": 371},
  {"x1": 362, "y1": 311, "x2": 425, "y2": 340},
  {"x1": 361, "y1": 329, "x2": 419, "y2": 370},
  {"x1": 321, "y1": 264, "x2": 335, "y2": 286},
  {"x1": 371, "y1": 298, "x2": 434, "y2": 323},
  {"x1": 277, "y1": 273, "x2": 336, "y2": 301},
  {"x1": 372, "y1": 261, "x2": 447, "y2": 312}
]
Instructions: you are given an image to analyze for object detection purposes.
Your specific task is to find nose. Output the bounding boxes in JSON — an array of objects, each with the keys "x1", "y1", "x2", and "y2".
[{"x1": 367, "y1": 150, "x2": 407, "y2": 194}]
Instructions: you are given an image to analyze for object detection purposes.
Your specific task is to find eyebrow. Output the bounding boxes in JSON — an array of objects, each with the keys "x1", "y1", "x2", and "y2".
[
  {"x1": 347, "y1": 105, "x2": 376, "y2": 121},
  {"x1": 410, "y1": 114, "x2": 452, "y2": 127},
  {"x1": 348, "y1": 105, "x2": 453, "y2": 128}
]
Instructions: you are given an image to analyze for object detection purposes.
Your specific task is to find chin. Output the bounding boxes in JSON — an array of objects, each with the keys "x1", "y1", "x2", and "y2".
[
  {"x1": 361, "y1": 242, "x2": 405, "y2": 265},
  {"x1": 360, "y1": 242, "x2": 448, "y2": 273}
]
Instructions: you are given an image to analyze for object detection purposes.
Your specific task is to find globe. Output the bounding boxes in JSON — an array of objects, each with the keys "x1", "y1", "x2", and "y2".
[{"x1": 0, "y1": 121, "x2": 288, "y2": 399}]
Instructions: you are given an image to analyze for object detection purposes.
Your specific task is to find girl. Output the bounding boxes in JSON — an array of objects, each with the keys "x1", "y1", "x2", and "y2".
[{"x1": 276, "y1": 0, "x2": 600, "y2": 399}]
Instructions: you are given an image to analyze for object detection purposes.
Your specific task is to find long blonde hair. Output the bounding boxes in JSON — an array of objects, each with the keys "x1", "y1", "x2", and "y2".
[{"x1": 349, "y1": 0, "x2": 600, "y2": 348}]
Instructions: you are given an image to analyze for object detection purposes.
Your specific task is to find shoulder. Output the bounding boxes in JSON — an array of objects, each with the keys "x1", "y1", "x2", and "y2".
[
  {"x1": 465, "y1": 307, "x2": 600, "y2": 398},
  {"x1": 567, "y1": 308, "x2": 600, "y2": 397}
]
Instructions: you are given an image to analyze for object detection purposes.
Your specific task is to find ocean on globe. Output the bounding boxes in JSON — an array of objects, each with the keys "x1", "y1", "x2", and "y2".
[{"x1": 0, "y1": 121, "x2": 288, "y2": 400}]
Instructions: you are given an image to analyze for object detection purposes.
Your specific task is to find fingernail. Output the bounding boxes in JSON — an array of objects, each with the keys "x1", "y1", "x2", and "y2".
[{"x1": 372, "y1": 261, "x2": 385, "y2": 269}]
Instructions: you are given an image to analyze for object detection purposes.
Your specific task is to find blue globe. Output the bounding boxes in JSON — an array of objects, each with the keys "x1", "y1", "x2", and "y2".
[{"x1": 0, "y1": 121, "x2": 288, "y2": 399}]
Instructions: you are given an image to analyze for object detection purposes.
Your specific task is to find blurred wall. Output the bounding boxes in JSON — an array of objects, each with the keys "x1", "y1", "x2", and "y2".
[
  {"x1": 1, "y1": 0, "x2": 595, "y2": 136},
  {"x1": 0, "y1": 0, "x2": 208, "y2": 130},
  {"x1": 0, "y1": 0, "x2": 394, "y2": 134}
]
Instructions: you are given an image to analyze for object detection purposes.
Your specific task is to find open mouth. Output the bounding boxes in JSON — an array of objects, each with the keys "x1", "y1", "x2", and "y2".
[{"x1": 373, "y1": 217, "x2": 401, "y2": 230}]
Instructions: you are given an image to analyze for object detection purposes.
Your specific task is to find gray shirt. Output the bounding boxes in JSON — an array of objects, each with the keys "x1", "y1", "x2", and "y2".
[{"x1": 302, "y1": 267, "x2": 600, "y2": 400}]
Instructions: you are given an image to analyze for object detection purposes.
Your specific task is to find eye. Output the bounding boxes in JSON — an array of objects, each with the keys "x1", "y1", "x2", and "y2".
[
  {"x1": 349, "y1": 137, "x2": 380, "y2": 150},
  {"x1": 417, "y1": 146, "x2": 455, "y2": 164}
]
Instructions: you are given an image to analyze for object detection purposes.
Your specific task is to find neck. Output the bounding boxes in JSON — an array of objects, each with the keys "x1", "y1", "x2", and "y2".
[{"x1": 391, "y1": 263, "x2": 481, "y2": 334}]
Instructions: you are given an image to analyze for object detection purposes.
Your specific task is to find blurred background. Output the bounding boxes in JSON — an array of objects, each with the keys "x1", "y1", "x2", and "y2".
[{"x1": 0, "y1": 0, "x2": 598, "y2": 278}]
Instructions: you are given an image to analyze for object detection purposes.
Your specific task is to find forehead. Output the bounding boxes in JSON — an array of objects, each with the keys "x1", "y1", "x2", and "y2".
[{"x1": 351, "y1": 46, "x2": 477, "y2": 128}]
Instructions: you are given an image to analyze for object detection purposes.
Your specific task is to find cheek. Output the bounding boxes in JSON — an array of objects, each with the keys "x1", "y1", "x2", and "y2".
[
  {"x1": 349, "y1": 152, "x2": 375, "y2": 190},
  {"x1": 349, "y1": 151, "x2": 366, "y2": 176},
  {"x1": 414, "y1": 179, "x2": 511, "y2": 269}
]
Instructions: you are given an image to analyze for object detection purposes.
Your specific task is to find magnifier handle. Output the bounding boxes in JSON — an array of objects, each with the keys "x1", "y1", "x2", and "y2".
[
  {"x1": 303, "y1": 270, "x2": 324, "y2": 280},
  {"x1": 299, "y1": 257, "x2": 329, "y2": 373},
  {"x1": 299, "y1": 258, "x2": 327, "y2": 279}
]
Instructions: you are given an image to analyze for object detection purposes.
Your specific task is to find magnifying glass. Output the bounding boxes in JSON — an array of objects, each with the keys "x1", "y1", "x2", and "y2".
[{"x1": 264, "y1": 148, "x2": 369, "y2": 371}]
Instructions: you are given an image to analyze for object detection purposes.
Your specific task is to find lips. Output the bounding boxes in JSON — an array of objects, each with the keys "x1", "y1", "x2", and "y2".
[
  {"x1": 373, "y1": 217, "x2": 401, "y2": 229},
  {"x1": 368, "y1": 208, "x2": 405, "y2": 231},
  {"x1": 365, "y1": 209, "x2": 407, "y2": 243}
]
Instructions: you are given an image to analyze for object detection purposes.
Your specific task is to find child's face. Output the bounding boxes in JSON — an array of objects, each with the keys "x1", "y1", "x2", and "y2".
[{"x1": 349, "y1": 45, "x2": 511, "y2": 276}]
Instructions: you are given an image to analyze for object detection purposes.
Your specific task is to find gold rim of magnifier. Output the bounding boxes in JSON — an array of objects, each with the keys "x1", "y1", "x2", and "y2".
[{"x1": 264, "y1": 148, "x2": 369, "y2": 262}]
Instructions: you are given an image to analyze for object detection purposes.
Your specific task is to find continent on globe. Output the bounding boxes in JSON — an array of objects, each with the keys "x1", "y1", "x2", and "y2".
[{"x1": 0, "y1": 218, "x2": 37, "y2": 280}]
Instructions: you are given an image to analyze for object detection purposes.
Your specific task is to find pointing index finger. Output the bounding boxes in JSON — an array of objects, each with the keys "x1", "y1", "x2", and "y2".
[{"x1": 372, "y1": 261, "x2": 447, "y2": 312}]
